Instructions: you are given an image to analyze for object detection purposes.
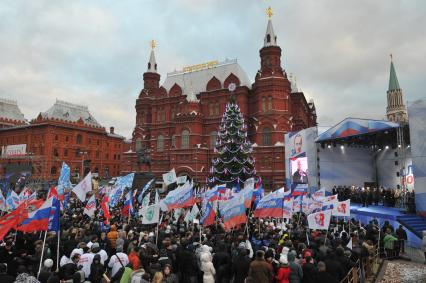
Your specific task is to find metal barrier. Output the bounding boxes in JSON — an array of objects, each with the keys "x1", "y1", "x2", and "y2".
[{"x1": 339, "y1": 245, "x2": 381, "y2": 283}]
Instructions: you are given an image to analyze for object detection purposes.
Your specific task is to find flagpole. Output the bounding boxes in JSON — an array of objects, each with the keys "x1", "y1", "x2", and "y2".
[
  {"x1": 155, "y1": 213, "x2": 163, "y2": 246},
  {"x1": 37, "y1": 231, "x2": 48, "y2": 280},
  {"x1": 56, "y1": 229, "x2": 60, "y2": 271}
]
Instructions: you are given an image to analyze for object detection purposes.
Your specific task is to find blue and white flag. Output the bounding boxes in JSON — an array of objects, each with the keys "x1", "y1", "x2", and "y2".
[
  {"x1": 48, "y1": 197, "x2": 61, "y2": 232},
  {"x1": 57, "y1": 162, "x2": 71, "y2": 201},
  {"x1": 109, "y1": 187, "x2": 123, "y2": 207},
  {"x1": 6, "y1": 191, "x2": 19, "y2": 210},
  {"x1": 115, "y1": 173, "x2": 135, "y2": 190},
  {"x1": 137, "y1": 178, "x2": 155, "y2": 204}
]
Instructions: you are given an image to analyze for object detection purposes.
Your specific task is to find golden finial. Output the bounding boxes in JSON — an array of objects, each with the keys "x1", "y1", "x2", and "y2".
[
  {"x1": 266, "y1": 6, "x2": 273, "y2": 19},
  {"x1": 150, "y1": 40, "x2": 156, "y2": 50}
]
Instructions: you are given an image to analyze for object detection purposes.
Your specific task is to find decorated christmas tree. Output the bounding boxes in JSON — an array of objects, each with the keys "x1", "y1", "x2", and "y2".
[{"x1": 208, "y1": 97, "x2": 256, "y2": 186}]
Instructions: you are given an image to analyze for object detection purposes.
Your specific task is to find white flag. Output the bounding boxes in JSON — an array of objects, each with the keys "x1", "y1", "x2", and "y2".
[
  {"x1": 141, "y1": 204, "x2": 160, "y2": 224},
  {"x1": 333, "y1": 199, "x2": 350, "y2": 217},
  {"x1": 72, "y1": 172, "x2": 92, "y2": 202},
  {"x1": 177, "y1": 175, "x2": 187, "y2": 184},
  {"x1": 142, "y1": 192, "x2": 151, "y2": 208},
  {"x1": 83, "y1": 195, "x2": 96, "y2": 217},
  {"x1": 163, "y1": 169, "x2": 177, "y2": 185},
  {"x1": 307, "y1": 209, "x2": 332, "y2": 230}
]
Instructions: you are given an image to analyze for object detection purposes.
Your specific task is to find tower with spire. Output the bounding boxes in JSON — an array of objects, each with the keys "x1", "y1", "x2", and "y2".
[{"x1": 386, "y1": 55, "x2": 408, "y2": 123}]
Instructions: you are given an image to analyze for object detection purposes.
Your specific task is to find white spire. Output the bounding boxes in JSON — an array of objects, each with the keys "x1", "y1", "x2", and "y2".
[
  {"x1": 264, "y1": 19, "x2": 277, "y2": 47},
  {"x1": 147, "y1": 50, "x2": 157, "y2": 73},
  {"x1": 147, "y1": 40, "x2": 157, "y2": 73}
]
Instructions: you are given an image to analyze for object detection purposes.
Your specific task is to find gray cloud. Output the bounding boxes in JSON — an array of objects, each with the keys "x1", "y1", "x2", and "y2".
[{"x1": 1, "y1": 0, "x2": 425, "y2": 137}]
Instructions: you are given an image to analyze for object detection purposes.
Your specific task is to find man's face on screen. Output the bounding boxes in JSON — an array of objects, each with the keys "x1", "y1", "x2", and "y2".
[
  {"x1": 294, "y1": 135, "x2": 302, "y2": 153},
  {"x1": 297, "y1": 160, "x2": 303, "y2": 171}
]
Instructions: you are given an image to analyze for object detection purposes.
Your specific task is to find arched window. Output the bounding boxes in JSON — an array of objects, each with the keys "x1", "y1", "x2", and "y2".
[
  {"x1": 76, "y1": 134, "x2": 83, "y2": 144},
  {"x1": 267, "y1": 34, "x2": 271, "y2": 43},
  {"x1": 135, "y1": 138, "x2": 142, "y2": 152},
  {"x1": 181, "y1": 130, "x2": 190, "y2": 149},
  {"x1": 263, "y1": 127, "x2": 272, "y2": 146},
  {"x1": 171, "y1": 135, "x2": 176, "y2": 148},
  {"x1": 210, "y1": 131, "x2": 218, "y2": 148},
  {"x1": 262, "y1": 97, "x2": 266, "y2": 112},
  {"x1": 157, "y1": 135, "x2": 164, "y2": 152},
  {"x1": 50, "y1": 166, "x2": 57, "y2": 175},
  {"x1": 268, "y1": 96, "x2": 273, "y2": 111}
]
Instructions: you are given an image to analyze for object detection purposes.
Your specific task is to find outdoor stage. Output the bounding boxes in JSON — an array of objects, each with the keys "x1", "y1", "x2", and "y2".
[{"x1": 350, "y1": 204, "x2": 424, "y2": 248}]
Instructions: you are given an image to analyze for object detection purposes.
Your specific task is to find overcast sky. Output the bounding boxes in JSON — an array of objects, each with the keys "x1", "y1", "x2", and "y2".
[{"x1": 1, "y1": 0, "x2": 425, "y2": 138}]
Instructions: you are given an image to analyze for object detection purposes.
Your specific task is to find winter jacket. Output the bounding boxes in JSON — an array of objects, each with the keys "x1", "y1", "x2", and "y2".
[
  {"x1": 232, "y1": 254, "x2": 251, "y2": 283},
  {"x1": 107, "y1": 226, "x2": 119, "y2": 249},
  {"x1": 288, "y1": 254, "x2": 303, "y2": 283},
  {"x1": 200, "y1": 253, "x2": 216, "y2": 283},
  {"x1": 383, "y1": 234, "x2": 398, "y2": 250},
  {"x1": 276, "y1": 266, "x2": 291, "y2": 283},
  {"x1": 248, "y1": 259, "x2": 273, "y2": 283}
]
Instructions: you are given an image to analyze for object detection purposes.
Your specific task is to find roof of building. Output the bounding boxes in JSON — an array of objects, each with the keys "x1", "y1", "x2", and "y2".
[
  {"x1": 162, "y1": 59, "x2": 251, "y2": 96},
  {"x1": 388, "y1": 60, "x2": 401, "y2": 91},
  {"x1": 41, "y1": 99, "x2": 101, "y2": 127},
  {"x1": 0, "y1": 98, "x2": 26, "y2": 122}
]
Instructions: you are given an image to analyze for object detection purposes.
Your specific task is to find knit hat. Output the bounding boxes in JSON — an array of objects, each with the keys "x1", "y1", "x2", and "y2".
[{"x1": 44, "y1": 259, "x2": 53, "y2": 268}]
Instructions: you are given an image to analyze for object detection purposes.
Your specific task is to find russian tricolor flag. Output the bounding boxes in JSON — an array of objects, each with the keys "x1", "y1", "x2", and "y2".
[
  {"x1": 162, "y1": 182, "x2": 195, "y2": 211},
  {"x1": 18, "y1": 198, "x2": 53, "y2": 232},
  {"x1": 122, "y1": 191, "x2": 134, "y2": 217},
  {"x1": 200, "y1": 200, "x2": 215, "y2": 227},
  {"x1": 220, "y1": 193, "x2": 246, "y2": 230},
  {"x1": 254, "y1": 188, "x2": 290, "y2": 218}
]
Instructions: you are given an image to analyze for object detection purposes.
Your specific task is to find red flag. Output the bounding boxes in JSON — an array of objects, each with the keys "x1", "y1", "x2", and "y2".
[
  {"x1": 0, "y1": 203, "x2": 27, "y2": 240},
  {"x1": 101, "y1": 196, "x2": 110, "y2": 222},
  {"x1": 48, "y1": 187, "x2": 59, "y2": 199}
]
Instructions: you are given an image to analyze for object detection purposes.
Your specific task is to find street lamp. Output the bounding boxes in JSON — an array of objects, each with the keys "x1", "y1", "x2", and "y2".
[{"x1": 195, "y1": 144, "x2": 201, "y2": 186}]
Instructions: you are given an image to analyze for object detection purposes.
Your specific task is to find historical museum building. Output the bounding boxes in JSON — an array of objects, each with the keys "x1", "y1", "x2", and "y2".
[
  {"x1": 123, "y1": 15, "x2": 317, "y2": 190},
  {"x1": 0, "y1": 99, "x2": 129, "y2": 181}
]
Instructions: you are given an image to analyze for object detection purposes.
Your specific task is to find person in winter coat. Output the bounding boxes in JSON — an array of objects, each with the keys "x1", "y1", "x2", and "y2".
[
  {"x1": 107, "y1": 225, "x2": 119, "y2": 250},
  {"x1": 383, "y1": 229, "x2": 398, "y2": 258},
  {"x1": 288, "y1": 252, "x2": 303, "y2": 283},
  {"x1": 248, "y1": 250, "x2": 273, "y2": 283},
  {"x1": 315, "y1": 261, "x2": 338, "y2": 283},
  {"x1": 89, "y1": 254, "x2": 105, "y2": 283},
  {"x1": 275, "y1": 255, "x2": 290, "y2": 283},
  {"x1": 162, "y1": 264, "x2": 178, "y2": 283},
  {"x1": 301, "y1": 255, "x2": 317, "y2": 283},
  {"x1": 232, "y1": 248, "x2": 251, "y2": 283},
  {"x1": 200, "y1": 252, "x2": 216, "y2": 283}
]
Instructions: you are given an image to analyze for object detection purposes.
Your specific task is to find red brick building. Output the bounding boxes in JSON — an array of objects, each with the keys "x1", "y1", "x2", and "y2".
[
  {"x1": 0, "y1": 99, "x2": 129, "y2": 182},
  {"x1": 123, "y1": 17, "x2": 317, "y2": 190}
]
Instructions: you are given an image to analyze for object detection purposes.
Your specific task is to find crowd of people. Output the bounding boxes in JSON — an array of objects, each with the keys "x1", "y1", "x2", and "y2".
[
  {"x1": 332, "y1": 186, "x2": 416, "y2": 213},
  {"x1": 1, "y1": 183, "x2": 398, "y2": 283}
]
